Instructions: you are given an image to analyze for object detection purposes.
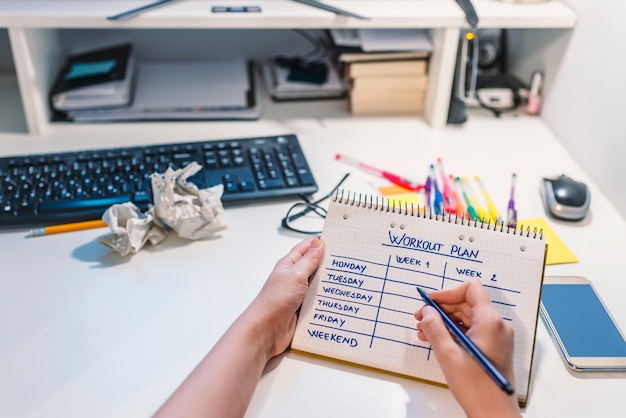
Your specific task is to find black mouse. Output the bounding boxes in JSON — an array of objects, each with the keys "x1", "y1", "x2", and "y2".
[{"x1": 541, "y1": 175, "x2": 590, "y2": 221}]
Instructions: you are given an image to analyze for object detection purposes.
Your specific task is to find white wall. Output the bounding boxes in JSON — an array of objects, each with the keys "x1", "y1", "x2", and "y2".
[{"x1": 509, "y1": 1, "x2": 626, "y2": 220}]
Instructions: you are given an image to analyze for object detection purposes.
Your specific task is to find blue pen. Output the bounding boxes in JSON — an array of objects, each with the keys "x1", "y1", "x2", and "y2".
[
  {"x1": 416, "y1": 286, "x2": 514, "y2": 395},
  {"x1": 430, "y1": 164, "x2": 444, "y2": 215}
]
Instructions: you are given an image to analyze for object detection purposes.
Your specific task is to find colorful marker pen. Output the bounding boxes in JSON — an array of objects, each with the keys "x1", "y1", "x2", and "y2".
[
  {"x1": 457, "y1": 176, "x2": 477, "y2": 221},
  {"x1": 475, "y1": 175, "x2": 503, "y2": 225},
  {"x1": 507, "y1": 173, "x2": 517, "y2": 228},
  {"x1": 335, "y1": 154, "x2": 425, "y2": 191},
  {"x1": 430, "y1": 164, "x2": 444, "y2": 215},
  {"x1": 437, "y1": 158, "x2": 455, "y2": 214}
]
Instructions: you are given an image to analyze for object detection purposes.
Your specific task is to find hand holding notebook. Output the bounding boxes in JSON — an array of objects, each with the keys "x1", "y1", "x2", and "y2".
[{"x1": 291, "y1": 191, "x2": 547, "y2": 406}]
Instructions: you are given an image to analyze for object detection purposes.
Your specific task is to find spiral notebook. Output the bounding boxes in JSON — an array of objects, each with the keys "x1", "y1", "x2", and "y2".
[{"x1": 291, "y1": 192, "x2": 547, "y2": 406}]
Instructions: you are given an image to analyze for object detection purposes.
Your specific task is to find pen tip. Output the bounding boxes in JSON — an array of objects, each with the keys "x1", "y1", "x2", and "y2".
[{"x1": 335, "y1": 153, "x2": 341, "y2": 160}]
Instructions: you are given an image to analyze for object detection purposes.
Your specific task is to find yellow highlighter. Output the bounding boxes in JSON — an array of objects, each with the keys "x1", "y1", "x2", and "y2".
[
  {"x1": 474, "y1": 175, "x2": 503, "y2": 225},
  {"x1": 462, "y1": 177, "x2": 490, "y2": 223}
]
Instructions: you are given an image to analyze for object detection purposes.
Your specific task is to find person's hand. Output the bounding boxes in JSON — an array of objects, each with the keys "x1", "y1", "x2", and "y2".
[
  {"x1": 153, "y1": 238, "x2": 324, "y2": 418},
  {"x1": 415, "y1": 279, "x2": 522, "y2": 418},
  {"x1": 246, "y1": 237, "x2": 324, "y2": 360}
]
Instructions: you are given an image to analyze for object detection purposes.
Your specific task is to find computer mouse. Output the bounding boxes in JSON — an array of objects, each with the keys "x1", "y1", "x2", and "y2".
[{"x1": 541, "y1": 174, "x2": 590, "y2": 221}]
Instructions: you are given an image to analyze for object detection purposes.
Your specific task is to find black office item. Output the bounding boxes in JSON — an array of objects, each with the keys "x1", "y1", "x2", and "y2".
[
  {"x1": 0, "y1": 134, "x2": 318, "y2": 229},
  {"x1": 454, "y1": 0, "x2": 478, "y2": 27},
  {"x1": 212, "y1": 6, "x2": 262, "y2": 13},
  {"x1": 541, "y1": 175, "x2": 590, "y2": 221},
  {"x1": 49, "y1": 43, "x2": 134, "y2": 113},
  {"x1": 274, "y1": 58, "x2": 328, "y2": 84},
  {"x1": 447, "y1": 0, "x2": 478, "y2": 125},
  {"x1": 107, "y1": 0, "x2": 181, "y2": 20},
  {"x1": 292, "y1": 0, "x2": 369, "y2": 20}
]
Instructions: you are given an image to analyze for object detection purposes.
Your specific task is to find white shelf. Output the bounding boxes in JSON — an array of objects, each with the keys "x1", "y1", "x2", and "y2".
[
  {"x1": 0, "y1": 1, "x2": 464, "y2": 28},
  {"x1": 0, "y1": 1, "x2": 576, "y2": 29},
  {"x1": 0, "y1": 0, "x2": 577, "y2": 135},
  {"x1": 472, "y1": 0, "x2": 577, "y2": 28}
]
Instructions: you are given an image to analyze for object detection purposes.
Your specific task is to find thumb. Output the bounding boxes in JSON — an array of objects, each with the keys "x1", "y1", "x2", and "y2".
[
  {"x1": 290, "y1": 238, "x2": 324, "y2": 278},
  {"x1": 419, "y1": 306, "x2": 461, "y2": 362}
]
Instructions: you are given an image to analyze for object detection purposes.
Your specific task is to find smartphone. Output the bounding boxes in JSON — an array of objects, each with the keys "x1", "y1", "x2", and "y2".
[{"x1": 540, "y1": 276, "x2": 626, "y2": 371}]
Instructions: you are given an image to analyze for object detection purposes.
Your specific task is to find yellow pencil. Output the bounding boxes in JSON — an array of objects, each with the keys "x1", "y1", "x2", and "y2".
[{"x1": 27, "y1": 219, "x2": 108, "y2": 238}]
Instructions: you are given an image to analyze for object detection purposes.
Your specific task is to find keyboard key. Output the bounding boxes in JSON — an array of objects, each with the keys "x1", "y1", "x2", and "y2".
[
  {"x1": 239, "y1": 181, "x2": 255, "y2": 192},
  {"x1": 258, "y1": 178, "x2": 285, "y2": 190}
]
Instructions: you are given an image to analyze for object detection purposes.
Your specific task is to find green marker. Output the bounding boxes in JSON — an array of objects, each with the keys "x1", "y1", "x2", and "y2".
[{"x1": 456, "y1": 176, "x2": 477, "y2": 221}]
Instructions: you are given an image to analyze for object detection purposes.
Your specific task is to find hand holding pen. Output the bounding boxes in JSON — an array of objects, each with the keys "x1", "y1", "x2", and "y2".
[{"x1": 415, "y1": 281, "x2": 520, "y2": 416}]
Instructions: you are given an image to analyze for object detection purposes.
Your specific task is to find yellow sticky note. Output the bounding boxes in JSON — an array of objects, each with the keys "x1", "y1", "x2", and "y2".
[
  {"x1": 378, "y1": 184, "x2": 415, "y2": 196},
  {"x1": 378, "y1": 184, "x2": 422, "y2": 207},
  {"x1": 518, "y1": 218, "x2": 578, "y2": 265},
  {"x1": 386, "y1": 192, "x2": 422, "y2": 207}
]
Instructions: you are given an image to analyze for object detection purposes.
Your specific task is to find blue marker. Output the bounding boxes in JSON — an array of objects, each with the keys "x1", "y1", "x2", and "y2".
[
  {"x1": 430, "y1": 164, "x2": 444, "y2": 215},
  {"x1": 416, "y1": 286, "x2": 514, "y2": 396}
]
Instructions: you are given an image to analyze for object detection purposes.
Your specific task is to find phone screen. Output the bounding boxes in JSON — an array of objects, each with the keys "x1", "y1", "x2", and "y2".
[{"x1": 541, "y1": 283, "x2": 626, "y2": 358}]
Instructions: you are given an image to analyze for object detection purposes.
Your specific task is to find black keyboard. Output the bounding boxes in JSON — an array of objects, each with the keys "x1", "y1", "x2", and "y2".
[{"x1": 0, "y1": 134, "x2": 318, "y2": 229}]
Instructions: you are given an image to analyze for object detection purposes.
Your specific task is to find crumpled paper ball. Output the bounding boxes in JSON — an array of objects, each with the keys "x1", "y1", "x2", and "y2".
[
  {"x1": 98, "y1": 202, "x2": 167, "y2": 256},
  {"x1": 98, "y1": 162, "x2": 227, "y2": 255},
  {"x1": 151, "y1": 162, "x2": 227, "y2": 240}
]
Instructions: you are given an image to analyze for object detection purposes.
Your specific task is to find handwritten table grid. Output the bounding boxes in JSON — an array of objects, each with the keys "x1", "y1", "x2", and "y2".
[{"x1": 292, "y1": 195, "x2": 546, "y2": 404}]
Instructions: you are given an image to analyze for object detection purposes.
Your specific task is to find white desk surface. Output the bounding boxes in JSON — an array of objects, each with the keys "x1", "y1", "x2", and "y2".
[{"x1": 1, "y1": 114, "x2": 625, "y2": 418}]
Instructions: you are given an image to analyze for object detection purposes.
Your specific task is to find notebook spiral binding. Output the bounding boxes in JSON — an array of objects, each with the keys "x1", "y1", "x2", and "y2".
[{"x1": 333, "y1": 190, "x2": 544, "y2": 240}]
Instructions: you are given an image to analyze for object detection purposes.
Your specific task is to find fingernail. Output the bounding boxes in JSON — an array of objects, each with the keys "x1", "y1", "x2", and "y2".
[{"x1": 309, "y1": 238, "x2": 323, "y2": 250}]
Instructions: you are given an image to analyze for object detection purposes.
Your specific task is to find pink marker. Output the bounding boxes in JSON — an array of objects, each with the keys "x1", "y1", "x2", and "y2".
[
  {"x1": 437, "y1": 158, "x2": 456, "y2": 214},
  {"x1": 336, "y1": 154, "x2": 425, "y2": 191}
]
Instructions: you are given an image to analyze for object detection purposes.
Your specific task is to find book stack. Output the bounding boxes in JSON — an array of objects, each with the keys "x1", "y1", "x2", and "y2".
[
  {"x1": 49, "y1": 43, "x2": 135, "y2": 116},
  {"x1": 49, "y1": 42, "x2": 259, "y2": 122},
  {"x1": 327, "y1": 29, "x2": 431, "y2": 116},
  {"x1": 345, "y1": 57, "x2": 429, "y2": 116},
  {"x1": 65, "y1": 59, "x2": 259, "y2": 122}
]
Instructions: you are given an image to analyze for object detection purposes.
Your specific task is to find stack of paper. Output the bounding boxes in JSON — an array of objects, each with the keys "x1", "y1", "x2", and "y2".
[
  {"x1": 262, "y1": 56, "x2": 345, "y2": 101},
  {"x1": 65, "y1": 59, "x2": 259, "y2": 122},
  {"x1": 329, "y1": 28, "x2": 432, "y2": 63},
  {"x1": 329, "y1": 29, "x2": 432, "y2": 116}
]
